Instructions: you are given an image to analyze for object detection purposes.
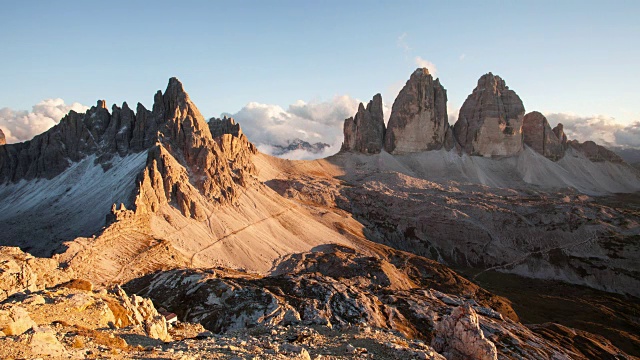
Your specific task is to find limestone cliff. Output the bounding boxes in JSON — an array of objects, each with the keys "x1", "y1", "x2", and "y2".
[
  {"x1": 454, "y1": 73, "x2": 525, "y2": 157},
  {"x1": 522, "y1": 111, "x2": 564, "y2": 160},
  {"x1": 341, "y1": 94, "x2": 385, "y2": 154},
  {"x1": 384, "y1": 68, "x2": 450, "y2": 153}
]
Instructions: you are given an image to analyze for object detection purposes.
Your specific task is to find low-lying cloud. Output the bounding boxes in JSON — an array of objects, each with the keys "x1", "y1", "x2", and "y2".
[
  {"x1": 226, "y1": 96, "x2": 371, "y2": 159},
  {"x1": 614, "y1": 121, "x2": 640, "y2": 148},
  {"x1": 545, "y1": 112, "x2": 640, "y2": 149},
  {"x1": 0, "y1": 99, "x2": 88, "y2": 143}
]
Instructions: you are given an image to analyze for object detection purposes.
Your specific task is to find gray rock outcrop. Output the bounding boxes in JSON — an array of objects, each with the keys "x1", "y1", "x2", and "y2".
[
  {"x1": 567, "y1": 140, "x2": 624, "y2": 163},
  {"x1": 552, "y1": 123, "x2": 568, "y2": 147},
  {"x1": 454, "y1": 73, "x2": 525, "y2": 157},
  {"x1": 0, "y1": 129, "x2": 5, "y2": 146},
  {"x1": 209, "y1": 116, "x2": 241, "y2": 138},
  {"x1": 342, "y1": 94, "x2": 385, "y2": 154},
  {"x1": 522, "y1": 111, "x2": 564, "y2": 160},
  {"x1": 384, "y1": 68, "x2": 450, "y2": 153},
  {"x1": 432, "y1": 305, "x2": 498, "y2": 360}
]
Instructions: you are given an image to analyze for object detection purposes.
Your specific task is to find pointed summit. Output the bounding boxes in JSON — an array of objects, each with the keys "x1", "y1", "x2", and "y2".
[
  {"x1": 384, "y1": 68, "x2": 449, "y2": 153},
  {"x1": 341, "y1": 93, "x2": 385, "y2": 154},
  {"x1": 161, "y1": 77, "x2": 206, "y2": 125},
  {"x1": 454, "y1": 72, "x2": 525, "y2": 157},
  {"x1": 153, "y1": 77, "x2": 213, "y2": 150}
]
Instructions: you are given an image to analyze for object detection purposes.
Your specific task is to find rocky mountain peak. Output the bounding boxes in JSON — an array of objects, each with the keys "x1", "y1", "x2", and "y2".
[
  {"x1": 454, "y1": 72, "x2": 525, "y2": 157},
  {"x1": 413, "y1": 67, "x2": 430, "y2": 77},
  {"x1": 384, "y1": 67, "x2": 450, "y2": 154},
  {"x1": 522, "y1": 111, "x2": 564, "y2": 160},
  {"x1": 341, "y1": 93, "x2": 385, "y2": 154},
  {"x1": 159, "y1": 77, "x2": 210, "y2": 136},
  {"x1": 0, "y1": 128, "x2": 5, "y2": 145},
  {"x1": 208, "y1": 116, "x2": 241, "y2": 138},
  {"x1": 0, "y1": 77, "x2": 258, "y2": 228},
  {"x1": 567, "y1": 140, "x2": 624, "y2": 163},
  {"x1": 552, "y1": 123, "x2": 568, "y2": 146},
  {"x1": 476, "y1": 72, "x2": 507, "y2": 93}
]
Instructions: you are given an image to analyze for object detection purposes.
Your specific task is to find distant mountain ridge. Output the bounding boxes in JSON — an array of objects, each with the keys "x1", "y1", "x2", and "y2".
[{"x1": 270, "y1": 138, "x2": 330, "y2": 156}]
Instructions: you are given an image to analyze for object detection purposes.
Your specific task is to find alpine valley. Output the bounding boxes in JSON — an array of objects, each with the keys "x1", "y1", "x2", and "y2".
[{"x1": 0, "y1": 69, "x2": 639, "y2": 359}]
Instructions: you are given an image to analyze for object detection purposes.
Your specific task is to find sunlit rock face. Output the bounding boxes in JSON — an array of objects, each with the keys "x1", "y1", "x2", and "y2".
[
  {"x1": 454, "y1": 73, "x2": 525, "y2": 157},
  {"x1": 384, "y1": 68, "x2": 450, "y2": 154},
  {"x1": 0, "y1": 129, "x2": 5, "y2": 146}
]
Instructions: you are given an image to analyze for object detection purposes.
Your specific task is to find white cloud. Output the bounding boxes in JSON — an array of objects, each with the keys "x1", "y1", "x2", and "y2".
[
  {"x1": 459, "y1": 54, "x2": 466, "y2": 61},
  {"x1": 256, "y1": 143, "x2": 339, "y2": 161},
  {"x1": 397, "y1": 32, "x2": 410, "y2": 52},
  {"x1": 614, "y1": 121, "x2": 640, "y2": 148},
  {"x1": 225, "y1": 96, "x2": 361, "y2": 159},
  {"x1": 414, "y1": 56, "x2": 437, "y2": 77},
  {"x1": 545, "y1": 112, "x2": 624, "y2": 146},
  {"x1": 544, "y1": 112, "x2": 640, "y2": 148},
  {"x1": 0, "y1": 99, "x2": 88, "y2": 143}
]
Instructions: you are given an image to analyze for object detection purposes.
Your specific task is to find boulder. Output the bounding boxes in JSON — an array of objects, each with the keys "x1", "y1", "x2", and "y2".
[
  {"x1": 384, "y1": 68, "x2": 449, "y2": 153},
  {"x1": 145, "y1": 315, "x2": 171, "y2": 342},
  {"x1": 454, "y1": 73, "x2": 525, "y2": 157},
  {"x1": 341, "y1": 94, "x2": 385, "y2": 154},
  {"x1": 0, "y1": 247, "x2": 68, "y2": 301},
  {"x1": 522, "y1": 111, "x2": 564, "y2": 160},
  {"x1": 0, "y1": 305, "x2": 36, "y2": 336},
  {"x1": 28, "y1": 326, "x2": 66, "y2": 357},
  {"x1": 432, "y1": 304, "x2": 498, "y2": 360}
]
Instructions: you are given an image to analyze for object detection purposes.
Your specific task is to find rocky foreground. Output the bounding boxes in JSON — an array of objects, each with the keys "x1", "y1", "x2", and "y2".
[{"x1": 0, "y1": 245, "x2": 634, "y2": 359}]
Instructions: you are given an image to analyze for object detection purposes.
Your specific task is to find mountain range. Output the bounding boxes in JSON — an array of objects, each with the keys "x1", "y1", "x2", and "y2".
[{"x1": 0, "y1": 69, "x2": 639, "y2": 359}]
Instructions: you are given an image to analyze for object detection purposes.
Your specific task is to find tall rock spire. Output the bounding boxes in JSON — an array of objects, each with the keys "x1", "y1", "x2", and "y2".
[
  {"x1": 522, "y1": 111, "x2": 564, "y2": 160},
  {"x1": 341, "y1": 94, "x2": 385, "y2": 154},
  {"x1": 384, "y1": 68, "x2": 450, "y2": 154},
  {"x1": 453, "y1": 73, "x2": 525, "y2": 157}
]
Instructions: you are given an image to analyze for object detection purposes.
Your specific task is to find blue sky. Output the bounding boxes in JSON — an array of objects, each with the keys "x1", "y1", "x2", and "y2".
[{"x1": 1, "y1": 1, "x2": 639, "y2": 151}]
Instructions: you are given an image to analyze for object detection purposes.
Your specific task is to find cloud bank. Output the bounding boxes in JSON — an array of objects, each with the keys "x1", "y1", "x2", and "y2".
[
  {"x1": 545, "y1": 112, "x2": 640, "y2": 148},
  {"x1": 226, "y1": 96, "x2": 369, "y2": 159},
  {"x1": 0, "y1": 99, "x2": 88, "y2": 143}
]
